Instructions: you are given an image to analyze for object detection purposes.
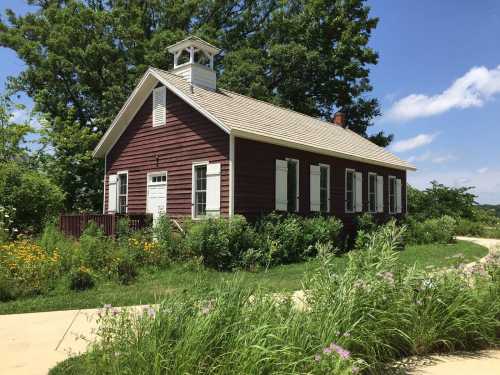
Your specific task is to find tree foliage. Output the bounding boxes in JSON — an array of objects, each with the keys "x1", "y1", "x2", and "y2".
[
  {"x1": 408, "y1": 181, "x2": 477, "y2": 221},
  {"x1": 1, "y1": 0, "x2": 388, "y2": 211},
  {"x1": 0, "y1": 161, "x2": 65, "y2": 233},
  {"x1": 0, "y1": 95, "x2": 33, "y2": 164}
]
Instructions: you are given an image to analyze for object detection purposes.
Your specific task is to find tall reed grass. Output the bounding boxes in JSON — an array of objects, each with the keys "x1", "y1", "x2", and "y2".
[{"x1": 50, "y1": 222, "x2": 500, "y2": 375}]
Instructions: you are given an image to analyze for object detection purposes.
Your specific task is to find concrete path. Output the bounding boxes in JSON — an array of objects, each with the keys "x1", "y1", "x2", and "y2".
[
  {"x1": 0, "y1": 305, "x2": 147, "y2": 375},
  {"x1": 407, "y1": 236, "x2": 500, "y2": 374}
]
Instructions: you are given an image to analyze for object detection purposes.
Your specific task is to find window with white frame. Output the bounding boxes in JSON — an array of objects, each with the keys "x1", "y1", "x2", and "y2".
[
  {"x1": 389, "y1": 176, "x2": 396, "y2": 213},
  {"x1": 368, "y1": 173, "x2": 377, "y2": 213},
  {"x1": 193, "y1": 164, "x2": 207, "y2": 218},
  {"x1": 287, "y1": 159, "x2": 299, "y2": 212},
  {"x1": 117, "y1": 172, "x2": 128, "y2": 213}
]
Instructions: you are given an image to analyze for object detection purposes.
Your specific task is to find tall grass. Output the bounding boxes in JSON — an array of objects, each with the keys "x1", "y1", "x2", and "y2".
[{"x1": 50, "y1": 222, "x2": 500, "y2": 375}]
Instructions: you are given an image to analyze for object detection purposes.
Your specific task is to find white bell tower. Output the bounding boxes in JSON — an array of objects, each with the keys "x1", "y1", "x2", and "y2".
[{"x1": 167, "y1": 36, "x2": 221, "y2": 91}]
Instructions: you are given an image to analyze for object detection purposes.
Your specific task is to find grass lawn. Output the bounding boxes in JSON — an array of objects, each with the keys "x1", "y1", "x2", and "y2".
[{"x1": 0, "y1": 240, "x2": 487, "y2": 315}]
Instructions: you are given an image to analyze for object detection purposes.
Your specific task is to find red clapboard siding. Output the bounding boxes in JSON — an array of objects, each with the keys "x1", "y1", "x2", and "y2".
[
  {"x1": 234, "y1": 137, "x2": 407, "y2": 229},
  {"x1": 105, "y1": 88, "x2": 229, "y2": 218}
]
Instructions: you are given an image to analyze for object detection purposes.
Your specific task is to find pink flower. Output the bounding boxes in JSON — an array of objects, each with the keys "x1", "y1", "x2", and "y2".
[
  {"x1": 338, "y1": 349, "x2": 351, "y2": 359},
  {"x1": 352, "y1": 366, "x2": 359, "y2": 373},
  {"x1": 323, "y1": 347, "x2": 332, "y2": 354}
]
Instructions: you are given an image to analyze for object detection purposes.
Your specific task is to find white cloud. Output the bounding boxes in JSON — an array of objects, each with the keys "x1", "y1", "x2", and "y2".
[
  {"x1": 407, "y1": 151, "x2": 456, "y2": 164},
  {"x1": 385, "y1": 65, "x2": 500, "y2": 122},
  {"x1": 391, "y1": 133, "x2": 438, "y2": 153},
  {"x1": 9, "y1": 108, "x2": 41, "y2": 130},
  {"x1": 477, "y1": 167, "x2": 489, "y2": 174}
]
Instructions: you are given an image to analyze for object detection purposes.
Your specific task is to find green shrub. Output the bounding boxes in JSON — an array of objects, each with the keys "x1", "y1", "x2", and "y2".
[
  {"x1": 39, "y1": 222, "x2": 80, "y2": 272},
  {"x1": 0, "y1": 265, "x2": 18, "y2": 301},
  {"x1": 153, "y1": 214, "x2": 178, "y2": 259},
  {"x1": 184, "y1": 215, "x2": 258, "y2": 271},
  {"x1": 405, "y1": 215, "x2": 457, "y2": 244},
  {"x1": 0, "y1": 161, "x2": 64, "y2": 233},
  {"x1": 79, "y1": 222, "x2": 117, "y2": 274},
  {"x1": 455, "y1": 218, "x2": 485, "y2": 237},
  {"x1": 69, "y1": 266, "x2": 95, "y2": 291},
  {"x1": 258, "y1": 213, "x2": 343, "y2": 265},
  {"x1": 115, "y1": 256, "x2": 138, "y2": 285}
]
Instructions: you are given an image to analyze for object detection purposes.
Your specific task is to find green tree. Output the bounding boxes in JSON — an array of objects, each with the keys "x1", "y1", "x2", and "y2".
[
  {"x1": 408, "y1": 181, "x2": 477, "y2": 220},
  {"x1": 0, "y1": 95, "x2": 32, "y2": 163},
  {"x1": 0, "y1": 0, "x2": 388, "y2": 211},
  {"x1": 0, "y1": 161, "x2": 65, "y2": 233}
]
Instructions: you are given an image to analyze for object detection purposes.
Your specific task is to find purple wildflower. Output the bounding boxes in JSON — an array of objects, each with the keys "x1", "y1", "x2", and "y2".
[
  {"x1": 352, "y1": 366, "x2": 359, "y2": 374},
  {"x1": 104, "y1": 304, "x2": 112, "y2": 309},
  {"x1": 323, "y1": 347, "x2": 332, "y2": 354},
  {"x1": 338, "y1": 349, "x2": 351, "y2": 359},
  {"x1": 147, "y1": 306, "x2": 156, "y2": 318}
]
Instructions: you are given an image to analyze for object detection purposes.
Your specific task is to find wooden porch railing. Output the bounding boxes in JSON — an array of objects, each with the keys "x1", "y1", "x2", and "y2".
[{"x1": 59, "y1": 213, "x2": 153, "y2": 238}]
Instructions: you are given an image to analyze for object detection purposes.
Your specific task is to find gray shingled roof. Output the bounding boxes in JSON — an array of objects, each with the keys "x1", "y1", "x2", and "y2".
[{"x1": 151, "y1": 67, "x2": 415, "y2": 171}]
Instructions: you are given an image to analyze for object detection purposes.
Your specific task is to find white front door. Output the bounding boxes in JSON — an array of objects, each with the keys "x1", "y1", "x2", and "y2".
[{"x1": 146, "y1": 172, "x2": 167, "y2": 223}]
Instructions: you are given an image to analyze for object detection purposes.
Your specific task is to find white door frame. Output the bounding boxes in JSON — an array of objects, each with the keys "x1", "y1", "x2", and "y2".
[{"x1": 146, "y1": 171, "x2": 168, "y2": 220}]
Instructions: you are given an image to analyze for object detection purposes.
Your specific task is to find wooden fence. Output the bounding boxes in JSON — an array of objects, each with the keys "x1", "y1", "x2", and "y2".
[{"x1": 59, "y1": 213, "x2": 152, "y2": 238}]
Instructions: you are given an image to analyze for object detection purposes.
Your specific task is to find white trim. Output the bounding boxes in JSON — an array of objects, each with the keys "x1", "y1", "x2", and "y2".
[
  {"x1": 345, "y1": 168, "x2": 356, "y2": 213},
  {"x1": 93, "y1": 68, "x2": 230, "y2": 158},
  {"x1": 229, "y1": 134, "x2": 235, "y2": 217},
  {"x1": 368, "y1": 172, "x2": 377, "y2": 213},
  {"x1": 388, "y1": 175, "x2": 397, "y2": 214},
  {"x1": 102, "y1": 155, "x2": 107, "y2": 214},
  {"x1": 191, "y1": 161, "x2": 209, "y2": 220},
  {"x1": 231, "y1": 128, "x2": 416, "y2": 172},
  {"x1": 116, "y1": 170, "x2": 129, "y2": 214},
  {"x1": 93, "y1": 71, "x2": 156, "y2": 157},
  {"x1": 318, "y1": 163, "x2": 331, "y2": 213},
  {"x1": 150, "y1": 69, "x2": 230, "y2": 134},
  {"x1": 286, "y1": 158, "x2": 300, "y2": 212},
  {"x1": 146, "y1": 171, "x2": 168, "y2": 217}
]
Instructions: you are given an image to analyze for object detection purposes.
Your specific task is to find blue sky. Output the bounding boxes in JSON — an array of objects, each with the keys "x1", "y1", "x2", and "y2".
[{"x1": 1, "y1": 0, "x2": 499, "y2": 203}]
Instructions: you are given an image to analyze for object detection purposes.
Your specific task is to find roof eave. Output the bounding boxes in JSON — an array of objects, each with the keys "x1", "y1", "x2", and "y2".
[{"x1": 231, "y1": 128, "x2": 416, "y2": 172}]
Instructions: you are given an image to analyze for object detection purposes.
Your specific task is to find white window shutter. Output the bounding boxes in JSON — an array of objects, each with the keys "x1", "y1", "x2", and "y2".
[
  {"x1": 377, "y1": 175, "x2": 384, "y2": 213},
  {"x1": 396, "y1": 179, "x2": 402, "y2": 213},
  {"x1": 152, "y1": 86, "x2": 166, "y2": 127},
  {"x1": 275, "y1": 159, "x2": 288, "y2": 211},
  {"x1": 355, "y1": 172, "x2": 363, "y2": 212},
  {"x1": 310, "y1": 165, "x2": 321, "y2": 212},
  {"x1": 206, "y1": 163, "x2": 221, "y2": 217},
  {"x1": 108, "y1": 174, "x2": 118, "y2": 213}
]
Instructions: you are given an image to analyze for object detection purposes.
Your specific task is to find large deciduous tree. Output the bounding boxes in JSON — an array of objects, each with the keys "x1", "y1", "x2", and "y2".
[{"x1": 0, "y1": 0, "x2": 389, "y2": 211}]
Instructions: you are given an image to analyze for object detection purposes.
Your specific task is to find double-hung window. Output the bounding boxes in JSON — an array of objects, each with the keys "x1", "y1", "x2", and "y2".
[
  {"x1": 193, "y1": 164, "x2": 207, "y2": 218},
  {"x1": 368, "y1": 173, "x2": 377, "y2": 213},
  {"x1": 389, "y1": 176, "x2": 397, "y2": 214},
  {"x1": 117, "y1": 172, "x2": 128, "y2": 213}
]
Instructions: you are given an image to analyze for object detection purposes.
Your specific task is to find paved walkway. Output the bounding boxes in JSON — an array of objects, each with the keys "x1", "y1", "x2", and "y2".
[{"x1": 0, "y1": 305, "x2": 147, "y2": 375}]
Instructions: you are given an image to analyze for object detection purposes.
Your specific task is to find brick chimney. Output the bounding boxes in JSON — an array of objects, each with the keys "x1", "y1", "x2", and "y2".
[{"x1": 332, "y1": 112, "x2": 346, "y2": 127}]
